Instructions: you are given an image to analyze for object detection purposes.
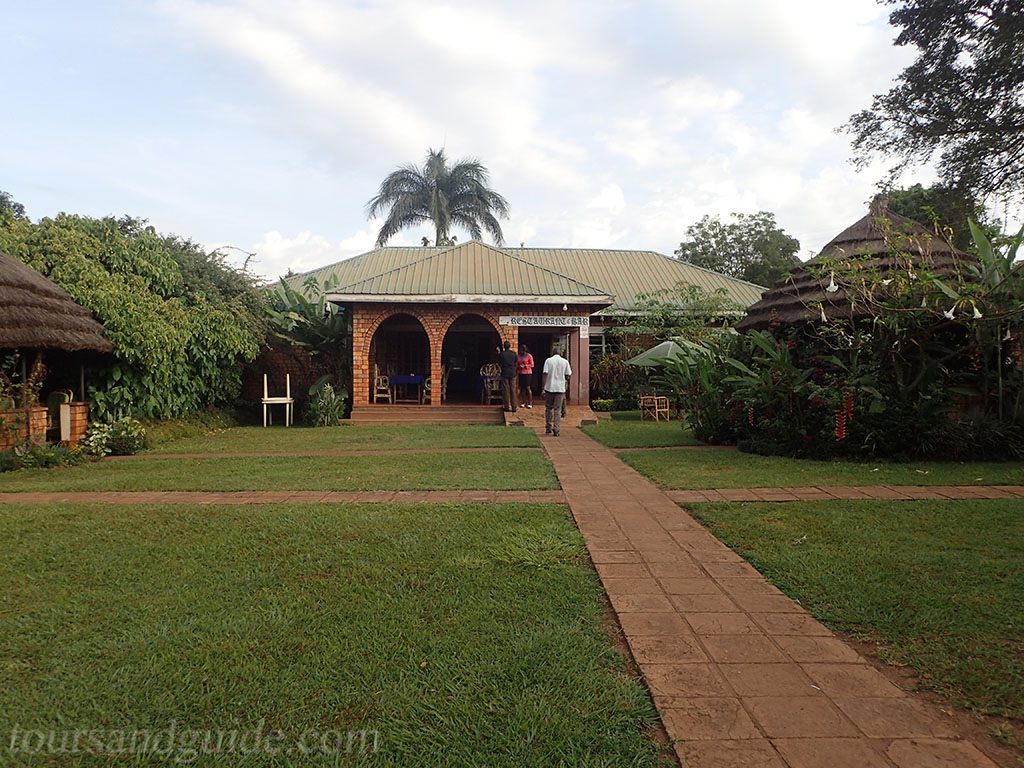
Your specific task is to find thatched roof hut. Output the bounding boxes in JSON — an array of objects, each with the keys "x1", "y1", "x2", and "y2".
[
  {"x1": 736, "y1": 196, "x2": 974, "y2": 332},
  {"x1": 0, "y1": 252, "x2": 114, "y2": 353}
]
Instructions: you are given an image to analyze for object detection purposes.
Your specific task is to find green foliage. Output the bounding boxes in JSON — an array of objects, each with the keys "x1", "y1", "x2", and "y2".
[
  {"x1": 674, "y1": 211, "x2": 801, "y2": 287},
  {"x1": 655, "y1": 217, "x2": 1024, "y2": 460},
  {"x1": 0, "y1": 352, "x2": 46, "y2": 409},
  {"x1": 1, "y1": 442, "x2": 87, "y2": 472},
  {"x1": 651, "y1": 334, "x2": 741, "y2": 444},
  {"x1": 886, "y1": 183, "x2": 999, "y2": 250},
  {"x1": 610, "y1": 283, "x2": 743, "y2": 351},
  {"x1": 588, "y1": 354, "x2": 645, "y2": 406},
  {"x1": 81, "y1": 416, "x2": 148, "y2": 456},
  {"x1": 0, "y1": 202, "x2": 266, "y2": 419},
  {"x1": 265, "y1": 274, "x2": 352, "y2": 396},
  {"x1": 306, "y1": 381, "x2": 348, "y2": 426},
  {"x1": 590, "y1": 398, "x2": 615, "y2": 411},
  {"x1": 366, "y1": 147, "x2": 510, "y2": 246},
  {"x1": 844, "y1": 1, "x2": 1024, "y2": 201}
]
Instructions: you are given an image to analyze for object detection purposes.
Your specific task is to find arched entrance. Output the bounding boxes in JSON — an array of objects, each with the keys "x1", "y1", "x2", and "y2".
[
  {"x1": 369, "y1": 314, "x2": 430, "y2": 401},
  {"x1": 441, "y1": 314, "x2": 501, "y2": 403}
]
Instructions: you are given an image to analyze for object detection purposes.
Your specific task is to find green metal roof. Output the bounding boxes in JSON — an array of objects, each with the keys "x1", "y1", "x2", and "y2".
[
  {"x1": 280, "y1": 241, "x2": 765, "y2": 312},
  {"x1": 327, "y1": 241, "x2": 610, "y2": 302}
]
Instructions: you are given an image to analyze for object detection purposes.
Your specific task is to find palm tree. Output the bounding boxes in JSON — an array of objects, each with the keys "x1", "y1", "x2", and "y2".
[{"x1": 366, "y1": 148, "x2": 510, "y2": 247}]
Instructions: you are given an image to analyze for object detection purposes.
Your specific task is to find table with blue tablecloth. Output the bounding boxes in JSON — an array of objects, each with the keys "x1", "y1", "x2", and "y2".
[{"x1": 389, "y1": 374, "x2": 426, "y2": 403}]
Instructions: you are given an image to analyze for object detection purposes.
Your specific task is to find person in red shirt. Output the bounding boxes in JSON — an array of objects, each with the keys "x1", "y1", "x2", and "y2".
[{"x1": 516, "y1": 344, "x2": 535, "y2": 409}]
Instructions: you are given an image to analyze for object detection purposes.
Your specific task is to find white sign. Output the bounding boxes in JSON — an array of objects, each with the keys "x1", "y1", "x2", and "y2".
[{"x1": 499, "y1": 315, "x2": 590, "y2": 327}]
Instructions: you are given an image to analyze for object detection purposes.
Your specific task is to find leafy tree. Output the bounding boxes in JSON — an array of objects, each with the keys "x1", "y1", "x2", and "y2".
[
  {"x1": 844, "y1": 0, "x2": 1024, "y2": 202},
  {"x1": 0, "y1": 190, "x2": 28, "y2": 224},
  {"x1": 674, "y1": 211, "x2": 801, "y2": 287},
  {"x1": 0, "y1": 203, "x2": 266, "y2": 420},
  {"x1": 885, "y1": 183, "x2": 998, "y2": 250},
  {"x1": 366, "y1": 148, "x2": 510, "y2": 247},
  {"x1": 610, "y1": 284, "x2": 742, "y2": 353}
]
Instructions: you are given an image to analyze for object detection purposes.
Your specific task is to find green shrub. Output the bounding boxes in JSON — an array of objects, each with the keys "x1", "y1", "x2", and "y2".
[
  {"x1": 590, "y1": 398, "x2": 615, "y2": 411},
  {"x1": 81, "y1": 417, "x2": 148, "y2": 456},
  {"x1": 307, "y1": 382, "x2": 348, "y2": 426},
  {"x1": 1, "y1": 442, "x2": 87, "y2": 472}
]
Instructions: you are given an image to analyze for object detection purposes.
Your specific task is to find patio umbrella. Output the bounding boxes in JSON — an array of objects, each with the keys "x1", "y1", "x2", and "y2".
[{"x1": 626, "y1": 340, "x2": 685, "y2": 368}]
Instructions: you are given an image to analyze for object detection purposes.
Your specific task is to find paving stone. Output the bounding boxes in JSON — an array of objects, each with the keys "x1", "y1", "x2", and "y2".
[
  {"x1": 675, "y1": 739, "x2": 786, "y2": 767},
  {"x1": 719, "y1": 663, "x2": 821, "y2": 698},
  {"x1": 655, "y1": 577, "x2": 722, "y2": 594},
  {"x1": 701, "y1": 635, "x2": 788, "y2": 664},
  {"x1": 802, "y1": 663, "x2": 906, "y2": 698},
  {"x1": 834, "y1": 697, "x2": 957, "y2": 738},
  {"x1": 642, "y1": 663, "x2": 732, "y2": 698},
  {"x1": 703, "y1": 561, "x2": 762, "y2": 578},
  {"x1": 714, "y1": 577, "x2": 784, "y2": 596},
  {"x1": 599, "y1": 577, "x2": 663, "y2": 595},
  {"x1": 616, "y1": 611, "x2": 691, "y2": 636},
  {"x1": 729, "y1": 593, "x2": 803, "y2": 614},
  {"x1": 745, "y1": 696, "x2": 859, "y2": 738},
  {"x1": 646, "y1": 560, "x2": 704, "y2": 578},
  {"x1": 607, "y1": 592, "x2": 676, "y2": 613},
  {"x1": 630, "y1": 634, "x2": 708, "y2": 664},
  {"x1": 685, "y1": 613, "x2": 761, "y2": 636},
  {"x1": 670, "y1": 593, "x2": 742, "y2": 613},
  {"x1": 750, "y1": 612, "x2": 833, "y2": 636},
  {"x1": 776, "y1": 635, "x2": 864, "y2": 664},
  {"x1": 886, "y1": 738, "x2": 1001, "y2": 767},
  {"x1": 772, "y1": 738, "x2": 892, "y2": 768},
  {"x1": 589, "y1": 550, "x2": 643, "y2": 564},
  {"x1": 659, "y1": 698, "x2": 762, "y2": 740}
]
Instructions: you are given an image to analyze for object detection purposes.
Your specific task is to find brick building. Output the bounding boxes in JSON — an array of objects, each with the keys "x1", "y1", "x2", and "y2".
[{"x1": 287, "y1": 241, "x2": 763, "y2": 408}]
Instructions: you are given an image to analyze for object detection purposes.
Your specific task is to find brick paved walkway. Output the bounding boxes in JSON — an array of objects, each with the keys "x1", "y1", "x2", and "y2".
[{"x1": 537, "y1": 427, "x2": 1008, "y2": 768}]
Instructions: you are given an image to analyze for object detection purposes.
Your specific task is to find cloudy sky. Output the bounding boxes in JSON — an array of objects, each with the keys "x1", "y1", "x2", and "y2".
[{"x1": 4, "y1": 1, "x2": 939, "y2": 282}]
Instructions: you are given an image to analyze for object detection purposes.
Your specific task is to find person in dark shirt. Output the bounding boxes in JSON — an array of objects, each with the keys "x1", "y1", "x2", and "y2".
[{"x1": 498, "y1": 341, "x2": 518, "y2": 413}]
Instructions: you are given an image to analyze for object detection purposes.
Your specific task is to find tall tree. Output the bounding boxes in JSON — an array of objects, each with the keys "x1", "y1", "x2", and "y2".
[
  {"x1": 674, "y1": 211, "x2": 801, "y2": 287},
  {"x1": 366, "y1": 148, "x2": 510, "y2": 247},
  {"x1": 844, "y1": 1, "x2": 1024, "y2": 202},
  {"x1": 886, "y1": 183, "x2": 998, "y2": 250}
]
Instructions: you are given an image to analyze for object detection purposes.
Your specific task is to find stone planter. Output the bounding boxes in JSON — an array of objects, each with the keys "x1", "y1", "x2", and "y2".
[{"x1": 0, "y1": 407, "x2": 48, "y2": 451}]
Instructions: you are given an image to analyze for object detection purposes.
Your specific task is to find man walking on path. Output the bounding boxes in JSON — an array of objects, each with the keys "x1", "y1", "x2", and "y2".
[
  {"x1": 498, "y1": 341, "x2": 518, "y2": 413},
  {"x1": 542, "y1": 346, "x2": 571, "y2": 436}
]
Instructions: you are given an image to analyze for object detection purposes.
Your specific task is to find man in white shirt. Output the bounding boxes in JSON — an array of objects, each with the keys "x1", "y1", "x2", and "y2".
[{"x1": 541, "y1": 348, "x2": 572, "y2": 437}]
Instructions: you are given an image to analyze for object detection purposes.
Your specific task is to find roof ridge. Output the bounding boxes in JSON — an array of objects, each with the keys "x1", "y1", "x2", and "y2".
[{"x1": 333, "y1": 241, "x2": 611, "y2": 296}]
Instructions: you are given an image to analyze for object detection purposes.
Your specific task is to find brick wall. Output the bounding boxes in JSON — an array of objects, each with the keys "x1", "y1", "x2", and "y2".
[{"x1": 352, "y1": 302, "x2": 601, "y2": 406}]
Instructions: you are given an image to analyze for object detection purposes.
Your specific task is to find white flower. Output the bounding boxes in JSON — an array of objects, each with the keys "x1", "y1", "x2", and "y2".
[
  {"x1": 882, "y1": 279, "x2": 892, "y2": 286},
  {"x1": 972, "y1": 303, "x2": 982, "y2": 319},
  {"x1": 1004, "y1": 327, "x2": 1012, "y2": 341},
  {"x1": 820, "y1": 305, "x2": 827, "y2": 322},
  {"x1": 943, "y1": 307, "x2": 956, "y2": 320},
  {"x1": 920, "y1": 297, "x2": 928, "y2": 308},
  {"x1": 825, "y1": 274, "x2": 838, "y2": 293}
]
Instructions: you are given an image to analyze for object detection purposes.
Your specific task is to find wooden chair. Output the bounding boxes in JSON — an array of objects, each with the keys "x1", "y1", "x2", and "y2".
[
  {"x1": 440, "y1": 366, "x2": 450, "y2": 403},
  {"x1": 262, "y1": 374, "x2": 294, "y2": 426},
  {"x1": 373, "y1": 375, "x2": 393, "y2": 403},
  {"x1": 422, "y1": 377, "x2": 432, "y2": 404},
  {"x1": 480, "y1": 363, "x2": 503, "y2": 404},
  {"x1": 638, "y1": 388, "x2": 670, "y2": 421}
]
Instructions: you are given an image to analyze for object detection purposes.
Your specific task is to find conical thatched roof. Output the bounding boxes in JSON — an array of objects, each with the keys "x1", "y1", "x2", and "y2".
[
  {"x1": 0, "y1": 252, "x2": 114, "y2": 353},
  {"x1": 736, "y1": 196, "x2": 974, "y2": 332}
]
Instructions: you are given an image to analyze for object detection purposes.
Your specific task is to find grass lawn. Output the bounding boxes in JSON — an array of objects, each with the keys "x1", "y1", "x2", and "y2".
[
  {"x1": 0, "y1": 502, "x2": 663, "y2": 766},
  {"x1": 0, "y1": 451, "x2": 558, "y2": 492},
  {"x1": 688, "y1": 499, "x2": 1024, "y2": 722},
  {"x1": 581, "y1": 418, "x2": 699, "y2": 449},
  {"x1": 622, "y1": 448, "x2": 1024, "y2": 489},
  {"x1": 147, "y1": 424, "x2": 540, "y2": 454}
]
